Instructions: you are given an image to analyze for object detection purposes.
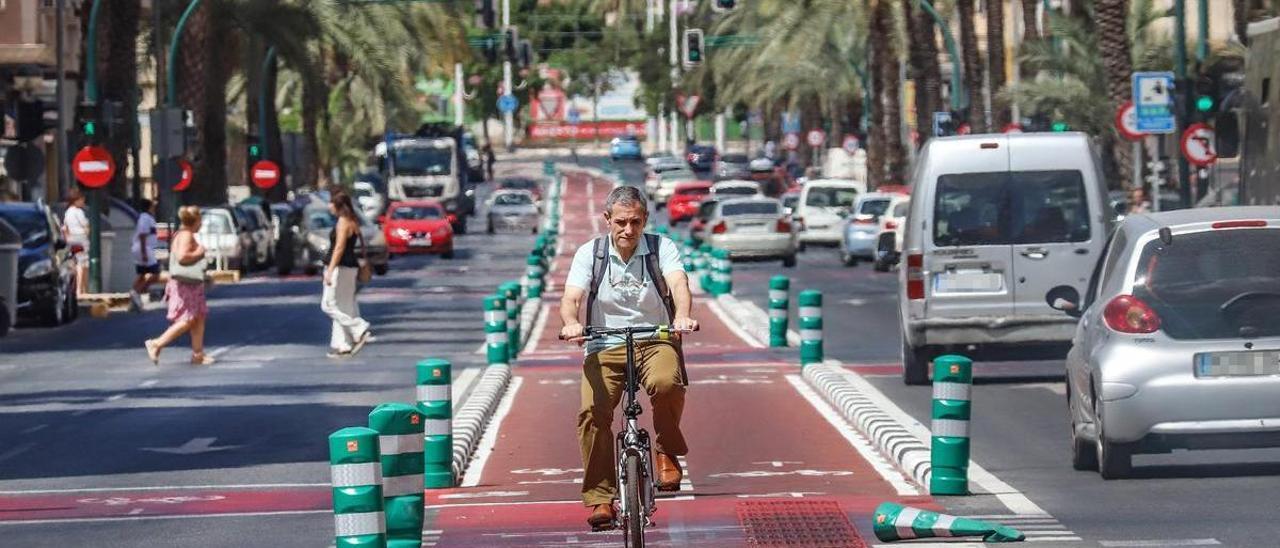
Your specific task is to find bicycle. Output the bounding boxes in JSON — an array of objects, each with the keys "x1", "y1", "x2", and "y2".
[{"x1": 563, "y1": 324, "x2": 696, "y2": 547}]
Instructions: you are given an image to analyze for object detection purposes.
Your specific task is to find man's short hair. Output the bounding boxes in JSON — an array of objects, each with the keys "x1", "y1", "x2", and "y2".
[{"x1": 604, "y1": 185, "x2": 648, "y2": 215}]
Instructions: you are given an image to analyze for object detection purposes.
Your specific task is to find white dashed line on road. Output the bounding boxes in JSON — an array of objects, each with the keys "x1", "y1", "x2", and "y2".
[
  {"x1": 1100, "y1": 540, "x2": 1221, "y2": 547},
  {"x1": 139, "y1": 379, "x2": 159, "y2": 388}
]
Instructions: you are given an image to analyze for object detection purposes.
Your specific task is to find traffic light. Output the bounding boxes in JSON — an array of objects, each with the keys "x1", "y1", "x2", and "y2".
[
  {"x1": 711, "y1": 0, "x2": 738, "y2": 12},
  {"x1": 14, "y1": 100, "x2": 44, "y2": 142},
  {"x1": 75, "y1": 102, "x2": 102, "y2": 146},
  {"x1": 683, "y1": 28, "x2": 705, "y2": 67},
  {"x1": 247, "y1": 133, "x2": 262, "y2": 162},
  {"x1": 476, "y1": 0, "x2": 495, "y2": 29},
  {"x1": 518, "y1": 39, "x2": 534, "y2": 68},
  {"x1": 1051, "y1": 121, "x2": 1070, "y2": 132}
]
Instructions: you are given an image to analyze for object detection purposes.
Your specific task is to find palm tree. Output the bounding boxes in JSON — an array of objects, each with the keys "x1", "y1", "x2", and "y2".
[
  {"x1": 870, "y1": 0, "x2": 905, "y2": 184},
  {"x1": 1020, "y1": 0, "x2": 1039, "y2": 40},
  {"x1": 987, "y1": 0, "x2": 1009, "y2": 130},
  {"x1": 175, "y1": 1, "x2": 237, "y2": 205},
  {"x1": 956, "y1": 0, "x2": 985, "y2": 132},
  {"x1": 905, "y1": 0, "x2": 943, "y2": 148},
  {"x1": 1096, "y1": 0, "x2": 1135, "y2": 187},
  {"x1": 91, "y1": 0, "x2": 141, "y2": 199}
]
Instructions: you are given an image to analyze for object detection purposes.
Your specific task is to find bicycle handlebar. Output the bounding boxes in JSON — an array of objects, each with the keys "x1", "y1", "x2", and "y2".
[{"x1": 558, "y1": 324, "x2": 699, "y2": 341}]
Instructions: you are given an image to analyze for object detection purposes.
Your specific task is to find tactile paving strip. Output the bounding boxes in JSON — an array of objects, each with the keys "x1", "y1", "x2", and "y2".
[{"x1": 736, "y1": 500, "x2": 866, "y2": 547}]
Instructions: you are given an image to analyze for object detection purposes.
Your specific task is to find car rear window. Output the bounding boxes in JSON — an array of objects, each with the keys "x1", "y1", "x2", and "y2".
[
  {"x1": 857, "y1": 198, "x2": 892, "y2": 216},
  {"x1": 716, "y1": 185, "x2": 758, "y2": 197},
  {"x1": 678, "y1": 187, "x2": 710, "y2": 197},
  {"x1": 391, "y1": 206, "x2": 442, "y2": 220},
  {"x1": 722, "y1": 201, "x2": 780, "y2": 216},
  {"x1": 806, "y1": 187, "x2": 858, "y2": 208},
  {"x1": 933, "y1": 170, "x2": 1090, "y2": 246},
  {"x1": 494, "y1": 193, "x2": 533, "y2": 206},
  {"x1": 1132, "y1": 228, "x2": 1280, "y2": 339},
  {"x1": 202, "y1": 213, "x2": 234, "y2": 234}
]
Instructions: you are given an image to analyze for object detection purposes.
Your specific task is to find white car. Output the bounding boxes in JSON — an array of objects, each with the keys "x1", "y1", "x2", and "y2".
[
  {"x1": 644, "y1": 157, "x2": 691, "y2": 199},
  {"x1": 653, "y1": 168, "x2": 699, "y2": 206},
  {"x1": 840, "y1": 192, "x2": 908, "y2": 267},
  {"x1": 197, "y1": 208, "x2": 247, "y2": 272},
  {"x1": 796, "y1": 179, "x2": 865, "y2": 248},
  {"x1": 710, "y1": 180, "x2": 764, "y2": 200},
  {"x1": 354, "y1": 181, "x2": 387, "y2": 221},
  {"x1": 872, "y1": 197, "x2": 911, "y2": 271}
]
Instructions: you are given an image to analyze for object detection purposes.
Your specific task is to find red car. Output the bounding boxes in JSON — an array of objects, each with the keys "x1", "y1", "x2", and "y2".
[
  {"x1": 381, "y1": 200, "x2": 455, "y2": 258},
  {"x1": 666, "y1": 181, "x2": 712, "y2": 225}
]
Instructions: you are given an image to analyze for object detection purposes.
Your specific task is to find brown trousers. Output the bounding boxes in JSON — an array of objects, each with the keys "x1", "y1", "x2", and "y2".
[{"x1": 578, "y1": 340, "x2": 687, "y2": 506}]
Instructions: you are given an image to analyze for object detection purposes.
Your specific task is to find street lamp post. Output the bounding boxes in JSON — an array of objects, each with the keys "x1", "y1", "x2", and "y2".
[
  {"x1": 1174, "y1": 0, "x2": 1191, "y2": 208},
  {"x1": 915, "y1": 0, "x2": 965, "y2": 112}
]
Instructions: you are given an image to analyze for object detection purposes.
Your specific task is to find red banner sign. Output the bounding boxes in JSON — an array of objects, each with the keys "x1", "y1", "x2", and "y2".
[{"x1": 526, "y1": 121, "x2": 649, "y2": 141}]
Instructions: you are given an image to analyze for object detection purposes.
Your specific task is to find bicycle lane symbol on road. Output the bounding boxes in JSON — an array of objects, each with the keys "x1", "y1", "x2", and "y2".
[{"x1": 0, "y1": 487, "x2": 331, "y2": 522}]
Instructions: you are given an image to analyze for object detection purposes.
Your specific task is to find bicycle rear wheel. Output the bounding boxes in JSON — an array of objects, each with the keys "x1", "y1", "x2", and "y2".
[{"x1": 623, "y1": 453, "x2": 645, "y2": 548}]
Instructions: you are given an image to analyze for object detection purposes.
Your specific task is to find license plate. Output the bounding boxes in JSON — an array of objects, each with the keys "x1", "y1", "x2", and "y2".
[
  {"x1": 1195, "y1": 350, "x2": 1280, "y2": 378},
  {"x1": 738, "y1": 223, "x2": 768, "y2": 233},
  {"x1": 933, "y1": 271, "x2": 1004, "y2": 293},
  {"x1": 410, "y1": 237, "x2": 431, "y2": 247}
]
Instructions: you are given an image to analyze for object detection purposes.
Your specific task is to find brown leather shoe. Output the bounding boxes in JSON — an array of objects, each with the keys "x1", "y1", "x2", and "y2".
[
  {"x1": 656, "y1": 452, "x2": 683, "y2": 491},
  {"x1": 587, "y1": 503, "x2": 615, "y2": 530}
]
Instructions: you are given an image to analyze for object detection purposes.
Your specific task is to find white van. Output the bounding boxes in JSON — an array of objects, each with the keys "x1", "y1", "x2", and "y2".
[
  {"x1": 795, "y1": 179, "x2": 866, "y2": 248},
  {"x1": 896, "y1": 133, "x2": 1115, "y2": 384}
]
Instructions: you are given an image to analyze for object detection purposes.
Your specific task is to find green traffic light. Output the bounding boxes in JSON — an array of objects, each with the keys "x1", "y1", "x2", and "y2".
[
  {"x1": 1051, "y1": 121, "x2": 1069, "y2": 132},
  {"x1": 84, "y1": 121, "x2": 96, "y2": 136},
  {"x1": 249, "y1": 144, "x2": 261, "y2": 157},
  {"x1": 1196, "y1": 95, "x2": 1214, "y2": 112}
]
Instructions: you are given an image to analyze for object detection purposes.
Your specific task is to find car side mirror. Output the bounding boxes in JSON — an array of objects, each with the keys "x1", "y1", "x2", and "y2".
[{"x1": 1046, "y1": 285, "x2": 1082, "y2": 318}]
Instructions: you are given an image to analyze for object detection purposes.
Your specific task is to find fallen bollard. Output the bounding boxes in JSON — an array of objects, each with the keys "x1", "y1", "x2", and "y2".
[
  {"x1": 798, "y1": 289, "x2": 823, "y2": 366},
  {"x1": 931, "y1": 354, "x2": 972, "y2": 495},
  {"x1": 329, "y1": 427, "x2": 385, "y2": 547},
  {"x1": 368, "y1": 403, "x2": 425, "y2": 547},
  {"x1": 768, "y1": 275, "x2": 790, "y2": 348},
  {"x1": 416, "y1": 358, "x2": 453, "y2": 489},
  {"x1": 872, "y1": 502, "x2": 1024, "y2": 543}
]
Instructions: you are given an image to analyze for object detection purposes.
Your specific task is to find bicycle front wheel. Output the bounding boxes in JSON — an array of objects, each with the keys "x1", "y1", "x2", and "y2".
[{"x1": 623, "y1": 453, "x2": 645, "y2": 548}]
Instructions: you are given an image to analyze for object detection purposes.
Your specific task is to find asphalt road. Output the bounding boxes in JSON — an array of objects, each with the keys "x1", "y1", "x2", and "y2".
[{"x1": 0, "y1": 161, "x2": 543, "y2": 546}]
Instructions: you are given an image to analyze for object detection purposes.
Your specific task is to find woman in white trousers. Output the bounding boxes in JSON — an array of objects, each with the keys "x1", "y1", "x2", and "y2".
[{"x1": 321, "y1": 191, "x2": 372, "y2": 358}]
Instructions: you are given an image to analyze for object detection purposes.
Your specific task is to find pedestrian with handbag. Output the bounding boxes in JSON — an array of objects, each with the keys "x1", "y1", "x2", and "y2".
[
  {"x1": 320, "y1": 191, "x2": 373, "y2": 359},
  {"x1": 145, "y1": 206, "x2": 213, "y2": 365}
]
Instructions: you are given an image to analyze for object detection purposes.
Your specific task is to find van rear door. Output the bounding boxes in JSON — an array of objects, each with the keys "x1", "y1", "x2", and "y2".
[
  {"x1": 927, "y1": 171, "x2": 1015, "y2": 319},
  {"x1": 1008, "y1": 140, "x2": 1097, "y2": 316}
]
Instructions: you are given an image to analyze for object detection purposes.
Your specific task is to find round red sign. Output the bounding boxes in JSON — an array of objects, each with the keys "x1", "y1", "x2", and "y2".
[
  {"x1": 72, "y1": 146, "x2": 116, "y2": 188},
  {"x1": 1115, "y1": 100, "x2": 1144, "y2": 142},
  {"x1": 250, "y1": 160, "x2": 281, "y2": 189},
  {"x1": 173, "y1": 159, "x2": 194, "y2": 192}
]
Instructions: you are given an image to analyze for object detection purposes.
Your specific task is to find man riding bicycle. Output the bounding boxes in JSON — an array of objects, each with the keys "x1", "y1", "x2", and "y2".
[{"x1": 560, "y1": 185, "x2": 699, "y2": 529}]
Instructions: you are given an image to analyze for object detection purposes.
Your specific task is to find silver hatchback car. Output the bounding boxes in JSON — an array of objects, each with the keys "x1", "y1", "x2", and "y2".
[{"x1": 1054, "y1": 206, "x2": 1280, "y2": 479}]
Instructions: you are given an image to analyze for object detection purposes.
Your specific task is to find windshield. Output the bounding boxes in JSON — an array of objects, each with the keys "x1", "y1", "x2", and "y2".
[
  {"x1": 857, "y1": 198, "x2": 892, "y2": 217},
  {"x1": 494, "y1": 193, "x2": 533, "y2": 206},
  {"x1": 201, "y1": 212, "x2": 234, "y2": 234},
  {"x1": 392, "y1": 146, "x2": 452, "y2": 176},
  {"x1": 661, "y1": 170, "x2": 696, "y2": 181},
  {"x1": 716, "y1": 185, "x2": 758, "y2": 197},
  {"x1": 390, "y1": 205, "x2": 443, "y2": 220},
  {"x1": 721, "y1": 154, "x2": 749, "y2": 164},
  {"x1": 501, "y1": 179, "x2": 538, "y2": 190},
  {"x1": 722, "y1": 201, "x2": 780, "y2": 216},
  {"x1": 1133, "y1": 228, "x2": 1280, "y2": 339},
  {"x1": 0, "y1": 209, "x2": 49, "y2": 247},
  {"x1": 933, "y1": 170, "x2": 1090, "y2": 246},
  {"x1": 782, "y1": 196, "x2": 799, "y2": 209},
  {"x1": 806, "y1": 187, "x2": 859, "y2": 208}
]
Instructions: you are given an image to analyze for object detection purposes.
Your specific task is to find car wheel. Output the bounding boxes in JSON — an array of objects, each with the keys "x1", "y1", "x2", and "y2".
[
  {"x1": 442, "y1": 247, "x2": 455, "y2": 260},
  {"x1": 0, "y1": 300, "x2": 10, "y2": 337},
  {"x1": 487, "y1": 219, "x2": 495, "y2": 234},
  {"x1": 42, "y1": 285, "x2": 65, "y2": 327},
  {"x1": 64, "y1": 279, "x2": 79, "y2": 322},
  {"x1": 782, "y1": 254, "x2": 797, "y2": 268},
  {"x1": 1068, "y1": 383, "x2": 1098, "y2": 471},
  {"x1": 798, "y1": 241, "x2": 807, "y2": 253},
  {"x1": 455, "y1": 220, "x2": 467, "y2": 235},
  {"x1": 374, "y1": 264, "x2": 389, "y2": 276},
  {"x1": 902, "y1": 341, "x2": 931, "y2": 386},
  {"x1": 841, "y1": 250, "x2": 858, "y2": 267},
  {"x1": 1095, "y1": 396, "x2": 1132, "y2": 479}
]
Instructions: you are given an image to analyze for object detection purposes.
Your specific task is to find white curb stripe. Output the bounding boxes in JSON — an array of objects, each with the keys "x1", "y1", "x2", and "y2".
[
  {"x1": 932, "y1": 381, "x2": 971, "y2": 401},
  {"x1": 484, "y1": 310, "x2": 506, "y2": 323},
  {"x1": 485, "y1": 332, "x2": 508, "y2": 345},
  {"x1": 933, "y1": 513, "x2": 957, "y2": 536},
  {"x1": 378, "y1": 434, "x2": 424, "y2": 455},
  {"x1": 331, "y1": 463, "x2": 382, "y2": 488},
  {"x1": 800, "y1": 329, "x2": 822, "y2": 341},
  {"x1": 417, "y1": 384, "x2": 450, "y2": 403},
  {"x1": 768, "y1": 308, "x2": 787, "y2": 319},
  {"x1": 333, "y1": 511, "x2": 384, "y2": 537}
]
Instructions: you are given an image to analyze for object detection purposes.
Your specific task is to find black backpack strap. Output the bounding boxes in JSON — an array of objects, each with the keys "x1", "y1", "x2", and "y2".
[
  {"x1": 643, "y1": 233, "x2": 676, "y2": 322},
  {"x1": 584, "y1": 236, "x2": 609, "y2": 326}
]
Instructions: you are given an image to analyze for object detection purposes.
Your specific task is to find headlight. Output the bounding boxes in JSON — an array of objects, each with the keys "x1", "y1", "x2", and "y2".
[
  {"x1": 394, "y1": 227, "x2": 412, "y2": 239},
  {"x1": 23, "y1": 259, "x2": 54, "y2": 279}
]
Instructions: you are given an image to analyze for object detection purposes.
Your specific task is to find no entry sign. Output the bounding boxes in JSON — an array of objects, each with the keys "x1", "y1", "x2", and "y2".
[
  {"x1": 72, "y1": 146, "x2": 115, "y2": 188},
  {"x1": 1115, "y1": 100, "x2": 1144, "y2": 142},
  {"x1": 173, "y1": 159, "x2": 194, "y2": 191},
  {"x1": 807, "y1": 129, "x2": 826, "y2": 148},
  {"x1": 250, "y1": 160, "x2": 281, "y2": 189}
]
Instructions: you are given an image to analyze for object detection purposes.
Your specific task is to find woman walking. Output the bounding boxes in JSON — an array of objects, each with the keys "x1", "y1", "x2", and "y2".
[
  {"x1": 321, "y1": 191, "x2": 372, "y2": 358},
  {"x1": 145, "y1": 206, "x2": 213, "y2": 365}
]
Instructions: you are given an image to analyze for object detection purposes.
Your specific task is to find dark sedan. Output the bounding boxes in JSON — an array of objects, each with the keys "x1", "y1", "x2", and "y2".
[{"x1": 0, "y1": 202, "x2": 79, "y2": 327}]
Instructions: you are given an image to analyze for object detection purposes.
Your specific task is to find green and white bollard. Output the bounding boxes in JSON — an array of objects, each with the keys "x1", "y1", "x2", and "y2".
[
  {"x1": 501, "y1": 281, "x2": 522, "y2": 361},
  {"x1": 485, "y1": 295, "x2": 510, "y2": 366},
  {"x1": 768, "y1": 276, "x2": 790, "y2": 348},
  {"x1": 872, "y1": 502, "x2": 1023, "y2": 543},
  {"x1": 716, "y1": 248, "x2": 733, "y2": 295},
  {"x1": 930, "y1": 354, "x2": 973, "y2": 495},
  {"x1": 368, "y1": 403, "x2": 425, "y2": 548},
  {"x1": 329, "y1": 427, "x2": 386, "y2": 547},
  {"x1": 525, "y1": 255, "x2": 545, "y2": 299},
  {"x1": 798, "y1": 290, "x2": 823, "y2": 366},
  {"x1": 417, "y1": 358, "x2": 453, "y2": 489}
]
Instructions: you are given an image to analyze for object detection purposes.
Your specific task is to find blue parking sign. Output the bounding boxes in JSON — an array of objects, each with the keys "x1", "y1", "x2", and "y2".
[
  {"x1": 1132, "y1": 72, "x2": 1175, "y2": 134},
  {"x1": 498, "y1": 94, "x2": 519, "y2": 114}
]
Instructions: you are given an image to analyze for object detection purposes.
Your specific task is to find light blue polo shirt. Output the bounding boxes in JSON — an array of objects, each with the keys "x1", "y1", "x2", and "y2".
[{"x1": 565, "y1": 234, "x2": 684, "y2": 354}]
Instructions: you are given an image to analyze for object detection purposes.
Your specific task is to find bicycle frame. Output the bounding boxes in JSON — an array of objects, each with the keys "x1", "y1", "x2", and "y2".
[{"x1": 614, "y1": 329, "x2": 657, "y2": 528}]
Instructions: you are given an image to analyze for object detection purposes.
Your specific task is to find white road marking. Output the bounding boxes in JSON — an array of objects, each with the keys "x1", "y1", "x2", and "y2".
[
  {"x1": 538, "y1": 379, "x2": 576, "y2": 385},
  {"x1": 707, "y1": 470, "x2": 853, "y2": 478},
  {"x1": 0, "y1": 483, "x2": 329, "y2": 495},
  {"x1": 516, "y1": 479, "x2": 580, "y2": 485},
  {"x1": 523, "y1": 303, "x2": 551, "y2": 354},
  {"x1": 689, "y1": 375, "x2": 772, "y2": 385},
  {"x1": 0, "y1": 442, "x2": 37, "y2": 464},
  {"x1": 128, "y1": 508, "x2": 144, "y2": 515},
  {"x1": 106, "y1": 394, "x2": 125, "y2": 402},
  {"x1": 784, "y1": 375, "x2": 921, "y2": 496},
  {"x1": 511, "y1": 468, "x2": 583, "y2": 476},
  {"x1": 705, "y1": 298, "x2": 765, "y2": 348},
  {"x1": 752, "y1": 461, "x2": 802, "y2": 468},
  {"x1": 841, "y1": 298, "x2": 868, "y2": 306},
  {"x1": 0, "y1": 509, "x2": 330, "y2": 526},
  {"x1": 1100, "y1": 541, "x2": 1221, "y2": 547},
  {"x1": 736, "y1": 492, "x2": 825, "y2": 498},
  {"x1": 587, "y1": 176, "x2": 599, "y2": 233},
  {"x1": 461, "y1": 376, "x2": 525, "y2": 487},
  {"x1": 425, "y1": 498, "x2": 582, "y2": 510},
  {"x1": 473, "y1": 342, "x2": 486, "y2": 355},
  {"x1": 139, "y1": 379, "x2": 159, "y2": 388},
  {"x1": 825, "y1": 362, "x2": 1050, "y2": 515},
  {"x1": 20, "y1": 424, "x2": 48, "y2": 435},
  {"x1": 438, "y1": 490, "x2": 529, "y2": 499}
]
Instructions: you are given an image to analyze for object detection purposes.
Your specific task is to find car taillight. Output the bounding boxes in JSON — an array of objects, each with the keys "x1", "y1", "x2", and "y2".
[
  {"x1": 712, "y1": 221, "x2": 728, "y2": 234},
  {"x1": 447, "y1": 214, "x2": 457, "y2": 224},
  {"x1": 906, "y1": 253, "x2": 924, "y2": 300},
  {"x1": 1103, "y1": 294, "x2": 1161, "y2": 334},
  {"x1": 885, "y1": 220, "x2": 899, "y2": 230},
  {"x1": 776, "y1": 219, "x2": 792, "y2": 233},
  {"x1": 793, "y1": 217, "x2": 804, "y2": 229}
]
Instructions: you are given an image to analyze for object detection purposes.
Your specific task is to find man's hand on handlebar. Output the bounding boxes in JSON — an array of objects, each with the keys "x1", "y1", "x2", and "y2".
[
  {"x1": 560, "y1": 323, "x2": 586, "y2": 345},
  {"x1": 672, "y1": 316, "x2": 699, "y2": 333}
]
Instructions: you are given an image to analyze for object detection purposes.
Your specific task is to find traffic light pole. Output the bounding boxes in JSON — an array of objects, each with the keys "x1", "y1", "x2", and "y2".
[
  {"x1": 915, "y1": 0, "x2": 965, "y2": 111},
  {"x1": 84, "y1": 0, "x2": 105, "y2": 294},
  {"x1": 502, "y1": 0, "x2": 514, "y2": 152},
  {"x1": 669, "y1": 0, "x2": 679, "y2": 155},
  {"x1": 260, "y1": 46, "x2": 277, "y2": 160},
  {"x1": 1174, "y1": 0, "x2": 1192, "y2": 209}
]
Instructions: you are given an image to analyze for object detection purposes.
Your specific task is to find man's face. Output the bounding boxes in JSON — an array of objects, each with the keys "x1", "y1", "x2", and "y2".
[{"x1": 605, "y1": 202, "x2": 647, "y2": 252}]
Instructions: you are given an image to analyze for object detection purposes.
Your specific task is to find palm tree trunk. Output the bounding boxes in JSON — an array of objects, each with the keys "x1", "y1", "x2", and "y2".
[
  {"x1": 987, "y1": 0, "x2": 1009, "y2": 130},
  {"x1": 867, "y1": 0, "x2": 888, "y2": 186},
  {"x1": 906, "y1": 0, "x2": 943, "y2": 147},
  {"x1": 299, "y1": 78, "x2": 323, "y2": 191},
  {"x1": 1020, "y1": 0, "x2": 1039, "y2": 40},
  {"x1": 875, "y1": 0, "x2": 906, "y2": 185},
  {"x1": 957, "y1": 0, "x2": 986, "y2": 133},
  {"x1": 1097, "y1": 0, "x2": 1134, "y2": 188},
  {"x1": 177, "y1": 2, "x2": 234, "y2": 205},
  {"x1": 95, "y1": 0, "x2": 140, "y2": 199}
]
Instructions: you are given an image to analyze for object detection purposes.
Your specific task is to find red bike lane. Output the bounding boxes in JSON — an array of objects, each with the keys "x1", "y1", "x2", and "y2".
[{"x1": 423, "y1": 171, "x2": 935, "y2": 546}]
